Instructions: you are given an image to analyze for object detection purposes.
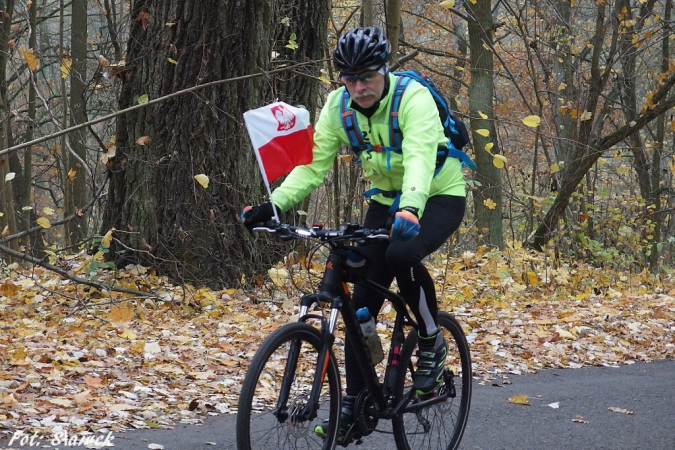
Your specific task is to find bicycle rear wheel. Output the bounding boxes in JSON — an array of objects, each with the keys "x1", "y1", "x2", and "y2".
[
  {"x1": 236, "y1": 322, "x2": 341, "y2": 450},
  {"x1": 392, "y1": 311, "x2": 472, "y2": 450}
]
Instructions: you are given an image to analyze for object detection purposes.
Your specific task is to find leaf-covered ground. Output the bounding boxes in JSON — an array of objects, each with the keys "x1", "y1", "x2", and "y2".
[{"x1": 0, "y1": 247, "x2": 673, "y2": 437}]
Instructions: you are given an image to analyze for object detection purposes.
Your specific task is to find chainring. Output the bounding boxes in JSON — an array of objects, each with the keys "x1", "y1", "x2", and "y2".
[{"x1": 353, "y1": 390, "x2": 379, "y2": 436}]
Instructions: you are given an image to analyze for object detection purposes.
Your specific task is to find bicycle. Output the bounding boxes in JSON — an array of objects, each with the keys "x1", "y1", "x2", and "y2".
[{"x1": 236, "y1": 221, "x2": 472, "y2": 450}]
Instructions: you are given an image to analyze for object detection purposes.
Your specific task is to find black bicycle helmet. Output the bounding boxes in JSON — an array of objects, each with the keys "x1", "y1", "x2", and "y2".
[{"x1": 333, "y1": 26, "x2": 391, "y2": 73}]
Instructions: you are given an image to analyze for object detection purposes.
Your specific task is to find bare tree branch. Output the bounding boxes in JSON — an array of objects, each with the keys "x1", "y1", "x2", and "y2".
[{"x1": 0, "y1": 61, "x2": 320, "y2": 158}]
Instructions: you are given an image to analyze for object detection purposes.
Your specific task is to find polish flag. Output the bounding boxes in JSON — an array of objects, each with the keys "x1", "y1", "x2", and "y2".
[{"x1": 244, "y1": 102, "x2": 314, "y2": 184}]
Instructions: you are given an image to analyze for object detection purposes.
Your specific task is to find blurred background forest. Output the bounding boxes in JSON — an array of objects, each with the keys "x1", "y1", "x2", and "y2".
[{"x1": 1, "y1": 0, "x2": 675, "y2": 290}]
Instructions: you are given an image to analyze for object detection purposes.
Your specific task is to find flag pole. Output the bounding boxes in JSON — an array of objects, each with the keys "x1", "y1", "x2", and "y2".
[
  {"x1": 253, "y1": 149, "x2": 280, "y2": 222},
  {"x1": 264, "y1": 180, "x2": 280, "y2": 223}
]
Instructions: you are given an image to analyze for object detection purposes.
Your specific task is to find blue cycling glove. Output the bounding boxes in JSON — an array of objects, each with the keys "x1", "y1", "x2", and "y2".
[{"x1": 390, "y1": 207, "x2": 420, "y2": 242}]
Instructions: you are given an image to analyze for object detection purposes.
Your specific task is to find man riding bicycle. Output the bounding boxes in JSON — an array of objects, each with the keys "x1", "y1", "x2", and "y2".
[{"x1": 242, "y1": 26, "x2": 467, "y2": 438}]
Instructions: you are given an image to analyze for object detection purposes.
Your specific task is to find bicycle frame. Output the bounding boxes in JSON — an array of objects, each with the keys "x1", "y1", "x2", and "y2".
[{"x1": 275, "y1": 238, "x2": 426, "y2": 425}]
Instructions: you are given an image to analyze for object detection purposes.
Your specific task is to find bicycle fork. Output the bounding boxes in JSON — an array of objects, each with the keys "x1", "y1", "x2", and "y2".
[{"x1": 273, "y1": 292, "x2": 340, "y2": 425}]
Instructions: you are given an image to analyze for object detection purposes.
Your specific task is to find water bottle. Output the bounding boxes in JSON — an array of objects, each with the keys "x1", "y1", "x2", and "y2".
[{"x1": 356, "y1": 307, "x2": 384, "y2": 365}]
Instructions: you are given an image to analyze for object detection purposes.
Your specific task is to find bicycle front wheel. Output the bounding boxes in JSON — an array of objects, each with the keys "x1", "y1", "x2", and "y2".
[
  {"x1": 236, "y1": 321, "x2": 341, "y2": 450},
  {"x1": 392, "y1": 311, "x2": 472, "y2": 450}
]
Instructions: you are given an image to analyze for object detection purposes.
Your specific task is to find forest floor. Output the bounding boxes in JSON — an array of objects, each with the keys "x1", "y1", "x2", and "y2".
[{"x1": 0, "y1": 246, "x2": 673, "y2": 438}]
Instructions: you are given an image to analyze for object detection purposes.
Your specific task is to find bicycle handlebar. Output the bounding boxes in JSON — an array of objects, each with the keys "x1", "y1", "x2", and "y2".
[{"x1": 252, "y1": 220, "x2": 390, "y2": 243}]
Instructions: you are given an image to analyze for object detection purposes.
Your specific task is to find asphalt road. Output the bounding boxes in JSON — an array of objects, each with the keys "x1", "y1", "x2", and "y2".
[{"x1": 6, "y1": 359, "x2": 673, "y2": 450}]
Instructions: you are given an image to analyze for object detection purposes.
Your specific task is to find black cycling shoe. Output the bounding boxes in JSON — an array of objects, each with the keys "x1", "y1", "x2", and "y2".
[
  {"x1": 413, "y1": 331, "x2": 448, "y2": 395},
  {"x1": 314, "y1": 395, "x2": 357, "y2": 443}
]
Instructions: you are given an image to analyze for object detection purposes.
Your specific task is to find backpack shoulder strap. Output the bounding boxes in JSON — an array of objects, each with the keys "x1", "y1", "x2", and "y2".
[
  {"x1": 340, "y1": 89, "x2": 371, "y2": 155},
  {"x1": 389, "y1": 74, "x2": 413, "y2": 149}
]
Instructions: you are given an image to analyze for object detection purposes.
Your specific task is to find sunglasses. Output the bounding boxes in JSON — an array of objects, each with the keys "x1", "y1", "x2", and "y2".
[
  {"x1": 340, "y1": 71, "x2": 377, "y2": 84},
  {"x1": 340, "y1": 65, "x2": 386, "y2": 85}
]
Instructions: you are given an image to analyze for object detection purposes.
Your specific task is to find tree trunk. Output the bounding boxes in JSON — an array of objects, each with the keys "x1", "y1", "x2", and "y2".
[
  {"x1": 102, "y1": 0, "x2": 329, "y2": 287},
  {"x1": 0, "y1": 0, "x2": 18, "y2": 263},
  {"x1": 64, "y1": 0, "x2": 89, "y2": 248},
  {"x1": 385, "y1": 0, "x2": 402, "y2": 57},
  {"x1": 466, "y1": 0, "x2": 504, "y2": 248}
]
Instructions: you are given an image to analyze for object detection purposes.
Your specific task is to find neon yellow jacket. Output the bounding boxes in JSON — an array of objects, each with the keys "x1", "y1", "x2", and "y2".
[{"x1": 271, "y1": 73, "x2": 466, "y2": 218}]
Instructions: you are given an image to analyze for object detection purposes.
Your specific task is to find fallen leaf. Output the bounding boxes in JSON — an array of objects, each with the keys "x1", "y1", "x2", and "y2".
[
  {"x1": 608, "y1": 406, "x2": 634, "y2": 415},
  {"x1": 107, "y1": 302, "x2": 135, "y2": 323},
  {"x1": 83, "y1": 375, "x2": 103, "y2": 388},
  {"x1": 144, "y1": 342, "x2": 162, "y2": 354},
  {"x1": 49, "y1": 397, "x2": 74, "y2": 407},
  {"x1": 508, "y1": 394, "x2": 531, "y2": 405}
]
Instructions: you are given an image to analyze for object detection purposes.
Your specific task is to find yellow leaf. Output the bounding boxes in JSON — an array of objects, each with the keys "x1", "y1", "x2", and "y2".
[
  {"x1": 475, "y1": 129, "x2": 490, "y2": 137},
  {"x1": 508, "y1": 394, "x2": 531, "y2": 405},
  {"x1": 36, "y1": 217, "x2": 51, "y2": 229},
  {"x1": 439, "y1": 0, "x2": 456, "y2": 8},
  {"x1": 522, "y1": 115, "x2": 541, "y2": 127},
  {"x1": 268, "y1": 267, "x2": 289, "y2": 286},
  {"x1": 580, "y1": 111, "x2": 592, "y2": 121},
  {"x1": 0, "y1": 281, "x2": 19, "y2": 297},
  {"x1": 318, "y1": 75, "x2": 331, "y2": 85},
  {"x1": 493, "y1": 154, "x2": 507, "y2": 168},
  {"x1": 135, "y1": 136, "x2": 152, "y2": 146},
  {"x1": 12, "y1": 347, "x2": 27, "y2": 360},
  {"x1": 137, "y1": 94, "x2": 149, "y2": 104},
  {"x1": 20, "y1": 47, "x2": 39, "y2": 71},
  {"x1": 108, "y1": 302, "x2": 135, "y2": 324},
  {"x1": 484, "y1": 142, "x2": 494, "y2": 152},
  {"x1": 60, "y1": 57, "x2": 71, "y2": 78},
  {"x1": 119, "y1": 329, "x2": 137, "y2": 339},
  {"x1": 527, "y1": 271, "x2": 539, "y2": 285},
  {"x1": 338, "y1": 153, "x2": 354, "y2": 162},
  {"x1": 477, "y1": 111, "x2": 488, "y2": 119},
  {"x1": 101, "y1": 228, "x2": 115, "y2": 247},
  {"x1": 194, "y1": 174, "x2": 209, "y2": 189},
  {"x1": 550, "y1": 163, "x2": 560, "y2": 174},
  {"x1": 554, "y1": 326, "x2": 577, "y2": 340},
  {"x1": 67, "y1": 168, "x2": 77, "y2": 182},
  {"x1": 167, "y1": 57, "x2": 178, "y2": 65},
  {"x1": 43, "y1": 207, "x2": 55, "y2": 215},
  {"x1": 483, "y1": 198, "x2": 497, "y2": 210},
  {"x1": 558, "y1": 83, "x2": 567, "y2": 90}
]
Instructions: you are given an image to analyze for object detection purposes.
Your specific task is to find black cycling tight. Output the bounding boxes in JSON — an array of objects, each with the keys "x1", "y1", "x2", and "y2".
[{"x1": 344, "y1": 195, "x2": 466, "y2": 395}]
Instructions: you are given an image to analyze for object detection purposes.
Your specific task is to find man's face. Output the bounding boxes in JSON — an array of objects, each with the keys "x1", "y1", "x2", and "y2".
[{"x1": 341, "y1": 68, "x2": 386, "y2": 109}]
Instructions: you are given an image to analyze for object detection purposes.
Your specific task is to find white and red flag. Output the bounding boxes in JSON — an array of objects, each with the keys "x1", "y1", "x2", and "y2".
[{"x1": 244, "y1": 102, "x2": 314, "y2": 184}]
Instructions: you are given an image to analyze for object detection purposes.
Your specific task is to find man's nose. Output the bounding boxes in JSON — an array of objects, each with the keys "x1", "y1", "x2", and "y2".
[{"x1": 354, "y1": 80, "x2": 368, "y2": 91}]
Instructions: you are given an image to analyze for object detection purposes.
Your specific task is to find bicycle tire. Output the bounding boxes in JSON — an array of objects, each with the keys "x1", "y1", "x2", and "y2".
[
  {"x1": 236, "y1": 321, "x2": 341, "y2": 450},
  {"x1": 392, "y1": 311, "x2": 472, "y2": 450}
]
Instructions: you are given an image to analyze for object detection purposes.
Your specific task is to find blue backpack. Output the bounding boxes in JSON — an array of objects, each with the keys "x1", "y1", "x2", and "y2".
[{"x1": 339, "y1": 69, "x2": 475, "y2": 172}]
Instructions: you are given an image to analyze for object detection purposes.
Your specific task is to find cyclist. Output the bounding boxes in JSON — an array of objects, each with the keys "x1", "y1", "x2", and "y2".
[{"x1": 242, "y1": 26, "x2": 466, "y2": 439}]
